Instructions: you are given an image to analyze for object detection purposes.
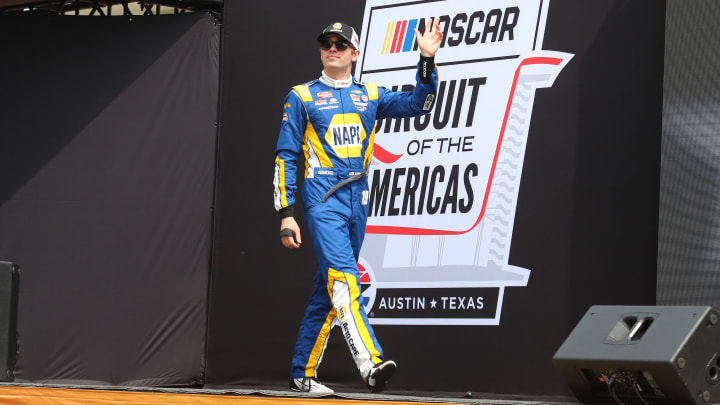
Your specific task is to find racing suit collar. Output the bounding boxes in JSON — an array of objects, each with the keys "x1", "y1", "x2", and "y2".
[{"x1": 320, "y1": 70, "x2": 353, "y2": 89}]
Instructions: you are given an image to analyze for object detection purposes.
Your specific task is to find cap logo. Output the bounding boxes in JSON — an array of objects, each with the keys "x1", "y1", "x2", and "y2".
[{"x1": 332, "y1": 23, "x2": 343, "y2": 29}]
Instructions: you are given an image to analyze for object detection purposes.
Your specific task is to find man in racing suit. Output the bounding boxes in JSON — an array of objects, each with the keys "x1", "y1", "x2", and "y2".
[{"x1": 273, "y1": 20, "x2": 442, "y2": 395}]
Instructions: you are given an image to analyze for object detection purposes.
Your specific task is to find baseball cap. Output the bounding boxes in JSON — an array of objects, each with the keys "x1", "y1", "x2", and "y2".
[{"x1": 317, "y1": 22, "x2": 360, "y2": 50}]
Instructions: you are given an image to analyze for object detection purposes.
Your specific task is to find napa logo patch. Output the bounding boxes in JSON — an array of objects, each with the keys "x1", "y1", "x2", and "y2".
[{"x1": 325, "y1": 114, "x2": 366, "y2": 158}]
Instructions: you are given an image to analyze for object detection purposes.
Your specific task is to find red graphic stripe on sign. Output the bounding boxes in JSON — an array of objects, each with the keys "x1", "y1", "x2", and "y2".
[
  {"x1": 394, "y1": 20, "x2": 408, "y2": 53},
  {"x1": 372, "y1": 143, "x2": 403, "y2": 163},
  {"x1": 390, "y1": 21, "x2": 403, "y2": 54},
  {"x1": 366, "y1": 57, "x2": 565, "y2": 236}
]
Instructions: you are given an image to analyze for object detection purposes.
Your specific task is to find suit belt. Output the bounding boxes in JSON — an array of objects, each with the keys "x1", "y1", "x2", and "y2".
[{"x1": 321, "y1": 168, "x2": 369, "y2": 203}]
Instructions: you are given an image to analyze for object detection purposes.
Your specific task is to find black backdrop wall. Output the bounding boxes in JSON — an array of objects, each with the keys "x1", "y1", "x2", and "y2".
[
  {"x1": 207, "y1": 0, "x2": 664, "y2": 397},
  {"x1": 0, "y1": 13, "x2": 219, "y2": 385}
]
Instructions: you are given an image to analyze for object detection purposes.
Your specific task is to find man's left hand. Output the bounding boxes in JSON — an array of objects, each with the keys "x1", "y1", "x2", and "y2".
[{"x1": 414, "y1": 17, "x2": 443, "y2": 58}]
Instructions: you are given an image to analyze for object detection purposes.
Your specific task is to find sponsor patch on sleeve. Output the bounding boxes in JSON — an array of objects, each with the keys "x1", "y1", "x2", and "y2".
[{"x1": 422, "y1": 94, "x2": 435, "y2": 111}]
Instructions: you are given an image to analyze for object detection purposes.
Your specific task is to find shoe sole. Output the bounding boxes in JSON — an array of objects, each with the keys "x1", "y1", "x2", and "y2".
[
  {"x1": 289, "y1": 379, "x2": 334, "y2": 394},
  {"x1": 369, "y1": 361, "x2": 397, "y2": 393},
  {"x1": 290, "y1": 388, "x2": 335, "y2": 395}
]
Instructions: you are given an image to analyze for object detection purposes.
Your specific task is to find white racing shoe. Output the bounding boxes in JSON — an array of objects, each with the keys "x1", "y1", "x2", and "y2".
[
  {"x1": 366, "y1": 360, "x2": 397, "y2": 393},
  {"x1": 290, "y1": 377, "x2": 335, "y2": 394}
]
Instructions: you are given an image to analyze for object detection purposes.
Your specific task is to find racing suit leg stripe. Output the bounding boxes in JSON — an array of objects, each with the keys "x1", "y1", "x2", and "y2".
[
  {"x1": 327, "y1": 269, "x2": 382, "y2": 376},
  {"x1": 304, "y1": 307, "x2": 336, "y2": 377},
  {"x1": 344, "y1": 271, "x2": 382, "y2": 365},
  {"x1": 291, "y1": 271, "x2": 335, "y2": 379}
]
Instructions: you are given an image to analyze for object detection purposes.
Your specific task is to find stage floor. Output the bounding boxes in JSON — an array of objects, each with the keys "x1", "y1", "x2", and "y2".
[{"x1": 0, "y1": 383, "x2": 581, "y2": 405}]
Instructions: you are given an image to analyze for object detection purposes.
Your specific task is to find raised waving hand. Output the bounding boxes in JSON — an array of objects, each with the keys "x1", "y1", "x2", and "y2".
[{"x1": 414, "y1": 17, "x2": 443, "y2": 58}]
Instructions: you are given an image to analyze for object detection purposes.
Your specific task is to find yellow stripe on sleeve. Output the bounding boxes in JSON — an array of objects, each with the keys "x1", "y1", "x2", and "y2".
[{"x1": 274, "y1": 156, "x2": 288, "y2": 208}]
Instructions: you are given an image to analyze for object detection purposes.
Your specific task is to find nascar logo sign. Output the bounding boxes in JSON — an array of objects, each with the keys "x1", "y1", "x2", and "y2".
[
  {"x1": 381, "y1": 19, "x2": 419, "y2": 54},
  {"x1": 356, "y1": 0, "x2": 573, "y2": 325}
]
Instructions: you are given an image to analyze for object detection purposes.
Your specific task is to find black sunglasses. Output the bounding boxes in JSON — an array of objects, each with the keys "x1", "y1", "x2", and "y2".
[{"x1": 320, "y1": 39, "x2": 353, "y2": 51}]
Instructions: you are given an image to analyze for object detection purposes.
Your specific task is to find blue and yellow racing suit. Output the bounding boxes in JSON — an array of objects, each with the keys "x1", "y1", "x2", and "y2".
[{"x1": 274, "y1": 56, "x2": 438, "y2": 381}]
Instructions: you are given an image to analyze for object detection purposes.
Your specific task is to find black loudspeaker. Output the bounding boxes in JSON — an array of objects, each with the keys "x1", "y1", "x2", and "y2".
[
  {"x1": 0, "y1": 261, "x2": 20, "y2": 382},
  {"x1": 553, "y1": 305, "x2": 720, "y2": 405}
]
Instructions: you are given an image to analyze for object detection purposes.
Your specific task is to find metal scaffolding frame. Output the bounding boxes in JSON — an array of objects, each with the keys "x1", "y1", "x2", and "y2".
[{"x1": 0, "y1": 0, "x2": 222, "y2": 15}]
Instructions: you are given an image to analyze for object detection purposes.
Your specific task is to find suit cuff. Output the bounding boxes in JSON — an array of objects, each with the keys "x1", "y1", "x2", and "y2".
[
  {"x1": 279, "y1": 206, "x2": 294, "y2": 218},
  {"x1": 419, "y1": 55, "x2": 435, "y2": 84}
]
